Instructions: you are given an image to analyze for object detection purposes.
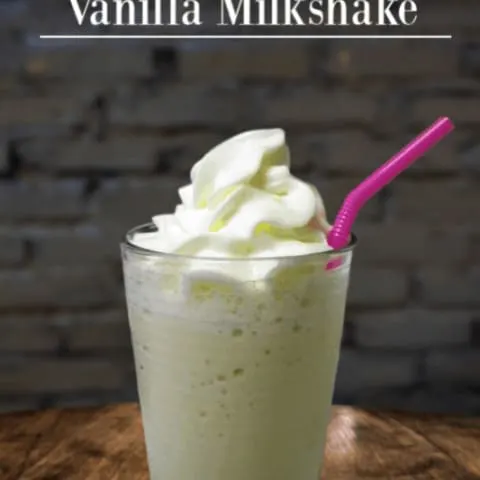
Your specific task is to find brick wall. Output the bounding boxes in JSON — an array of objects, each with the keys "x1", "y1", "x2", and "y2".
[{"x1": 0, "y1": 0, "x2": 479, "y2": 415}]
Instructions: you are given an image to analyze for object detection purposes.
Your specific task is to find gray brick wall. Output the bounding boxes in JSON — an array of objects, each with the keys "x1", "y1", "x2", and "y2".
[{"x1": 0, "y1": 0, "x2": 479, "y2": 415}]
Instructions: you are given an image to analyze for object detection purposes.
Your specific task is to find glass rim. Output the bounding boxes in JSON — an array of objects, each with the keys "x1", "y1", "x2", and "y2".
[{"x1": 123, "y1": 223, "x2": 357, "y2": 262}]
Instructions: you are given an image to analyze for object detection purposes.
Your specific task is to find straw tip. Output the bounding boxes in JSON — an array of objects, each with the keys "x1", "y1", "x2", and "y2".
[{"x1": 437, "y1": 116, "x2": 455, "y2": 130}]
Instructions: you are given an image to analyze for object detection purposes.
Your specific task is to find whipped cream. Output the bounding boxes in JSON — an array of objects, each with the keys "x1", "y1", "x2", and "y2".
[{"x1": 132, "y1": 129, "x2": 331, "y2": 259}]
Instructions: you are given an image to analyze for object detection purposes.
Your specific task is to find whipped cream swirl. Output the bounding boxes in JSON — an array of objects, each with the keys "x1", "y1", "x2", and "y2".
[{"x1": 132, "y1": 129, "x2": 331, "y2": 258}]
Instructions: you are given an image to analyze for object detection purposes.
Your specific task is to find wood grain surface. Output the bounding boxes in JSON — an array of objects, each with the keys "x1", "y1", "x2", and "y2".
[{"x1": 0, "y1": 404, "x2": 479, "y2": 479}]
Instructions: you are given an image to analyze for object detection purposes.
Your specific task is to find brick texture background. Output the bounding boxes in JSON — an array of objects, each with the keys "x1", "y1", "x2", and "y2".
[{"x1": 0, "y1": 0, "x2": 479, "y2": 415}]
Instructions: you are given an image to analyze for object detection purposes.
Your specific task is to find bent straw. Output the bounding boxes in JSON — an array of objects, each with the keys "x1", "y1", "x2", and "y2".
[{"x1": 327, "y1": 117, "x2": 455, "y2": 250}]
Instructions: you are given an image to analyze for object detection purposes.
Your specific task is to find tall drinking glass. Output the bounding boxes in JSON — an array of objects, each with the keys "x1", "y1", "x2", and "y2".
[{"x1": 122, "y1": 223, "x2": 356, "y2": 480}]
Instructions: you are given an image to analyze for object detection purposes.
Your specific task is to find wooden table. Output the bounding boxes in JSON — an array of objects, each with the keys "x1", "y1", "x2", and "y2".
[{"x1": 0, "y1": 403, "x2": 479, "y2": 479}]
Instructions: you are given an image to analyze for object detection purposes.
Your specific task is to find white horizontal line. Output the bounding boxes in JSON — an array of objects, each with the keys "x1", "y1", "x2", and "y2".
[{"x1": 39, "y1": 34, "x2": 453, "y2": 40}]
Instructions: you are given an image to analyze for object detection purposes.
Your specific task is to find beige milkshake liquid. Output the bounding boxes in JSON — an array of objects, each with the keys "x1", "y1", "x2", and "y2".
[{"x1": 122, "y1": 129, "x2": 355, "y2": 479}]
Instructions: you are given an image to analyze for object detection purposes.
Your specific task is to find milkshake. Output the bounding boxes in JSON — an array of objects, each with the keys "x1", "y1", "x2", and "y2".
[{"x1": 122, "y1": 129, "x2": 355, "y2": 480}]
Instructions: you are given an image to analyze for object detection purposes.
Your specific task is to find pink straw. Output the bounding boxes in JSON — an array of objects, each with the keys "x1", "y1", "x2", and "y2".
[{"x1": 327, "y1": 117, "x2": 455, "y2": 250}]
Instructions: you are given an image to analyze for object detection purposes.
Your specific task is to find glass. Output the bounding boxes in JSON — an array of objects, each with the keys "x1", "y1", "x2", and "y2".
[{"x1": 122, "y1": 223, "x2": 356, "y2": 480}]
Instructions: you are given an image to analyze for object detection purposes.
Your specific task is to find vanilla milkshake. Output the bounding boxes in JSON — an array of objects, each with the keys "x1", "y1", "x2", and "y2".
[{"x1": 122, "y1": 129, "x2": 355, "y2": 480}]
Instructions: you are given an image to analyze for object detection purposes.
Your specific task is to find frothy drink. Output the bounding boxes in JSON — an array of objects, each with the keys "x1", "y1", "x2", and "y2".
[{"x1": 122, "y1": 130, "x2": 355, "y2": 480}]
